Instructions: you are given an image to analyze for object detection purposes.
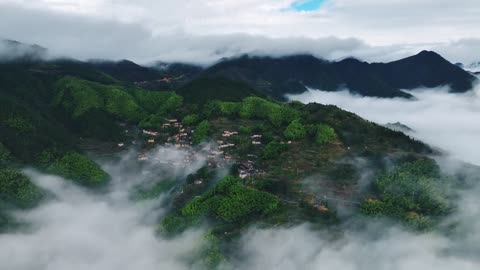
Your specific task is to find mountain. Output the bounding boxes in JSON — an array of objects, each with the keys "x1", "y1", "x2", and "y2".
[
  {"x1": 0, "y1": 39, "x2": 47, "y2": 62},
  {"x1": 384, "y1": 122, "x2": 415, "y2": 133},
  {"x1": 200, "y1": 51, "x2": 477, "y2": 99},
  {"x1": 90, "y1": 60, "x2": 203, "y2": 87},
  {"x1": 3, "y1": 52, "x2": 480, "y2": 267},
  {"x1": 176, "y1": 77, "x2": 264, "y2": 104},
  {"x1": 371, "y1": 51, "x2": 476, "y2": 93},
  {"x1": 88, "y1": 59, "x2": 163, "y2": 83}
]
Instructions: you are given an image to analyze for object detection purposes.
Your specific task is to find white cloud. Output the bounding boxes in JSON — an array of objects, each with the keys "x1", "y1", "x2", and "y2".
[
  {"x1": 0, "y1": 146, "x2": 213, "y2": 270},
  {"x1": 0, "y1": 1, "x2": 479, "y2": 64}
]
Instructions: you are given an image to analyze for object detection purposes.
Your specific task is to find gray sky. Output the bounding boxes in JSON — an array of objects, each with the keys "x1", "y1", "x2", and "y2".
[{"x1": 0, "y1": 0, "x2": 479, "y2": 64}]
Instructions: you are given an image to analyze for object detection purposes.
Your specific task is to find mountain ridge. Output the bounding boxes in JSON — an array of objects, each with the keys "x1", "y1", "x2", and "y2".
[{"x1": 199, "y1": 50, "x2": 477, "y2": 99}]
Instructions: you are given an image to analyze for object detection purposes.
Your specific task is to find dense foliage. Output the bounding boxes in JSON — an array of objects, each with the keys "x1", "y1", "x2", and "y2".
[
  {"x1": 192, "y1": 120, "x2": 211, "y2": 145},
  {"x1": 160, "y1": 176, "x2": 279, "y2": 235},
  {"x1": 205, "y1": 97, "x2": 300, "y2": 128},
  {"x1": 53, "y1": 76, "x2": 183, "y2": 135},
  {"x1": 263, "y1": 141, "x2": 289, "y2": 160},
  {"x1": 0, "y1": 143, "x2": 11, "y2": 163},
  {"x1": 48, "y1": 152, "x2": 110, "y2": 187},
  {"x1": 284, "y1": 119, "x2": 306, "y2": 140},
  {"x1": 182, "y1": 114, "x2": 200, "y2": 126},
  {"x1": 315, "y1": 124, "x2": 338, "y2": 145},
  {"x1": 361, "y1": 159, "x2": 450, "y2": 230},
  {"x1": 0, "y1": 168, "x2": 44, "y2": 208}
]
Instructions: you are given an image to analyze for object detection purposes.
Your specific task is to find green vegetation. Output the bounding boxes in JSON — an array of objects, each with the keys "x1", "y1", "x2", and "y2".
[
  {"x1": 48, "y1": 152, "x2": 110, "y2": 187},
  {"x1": 315, "y1": 124, "x2": 337, "y2": 145},
  {"x1": 263, "y1": 141, "x2": 289, "y2": 160},
  {"x1": 0, "y1": 60, "x2": 463, "y2": 240},
  {"x1": 0, "y1": 168, "x2": 44, "y2": 208},
  {"x1": 192, "y1": 120, "x2": 210, "y2": 145},
  {"x1": 160, "y1": 176, "x2": 279, "y2": 235},
  {"x1": 182, "y1": 114, "x2": 199, "y2": 126},
  {"x1": 204, "y1": 97, "x2": 300, "y2": 128},
  {"x1": 198, "y1": 232, "x2": 228, "y2": 269},
  {"x1": 304, "y1": 103, "x2": 431, "y2": 153},
  {"x1": 53, "y1": 76, "x2": 183, "y2": 134},
  {"x1": 130, "y1": 89, "x2": 183, "y2": 115},
  {"x1": 0, "y1": 143, "x2": 11, "y2": 163},
  {"x1": 139, "y1": 114, "x2": 165, "y2": 130},
  {"x1": 361, "y1": 159, "x2": 450, "y2": 230},
  {"x1": 284, "y1": 119, "x2": 306, "y2": 140},
  {"x1": 4, "y1": 116, "x2": 35, "y2": 133}
]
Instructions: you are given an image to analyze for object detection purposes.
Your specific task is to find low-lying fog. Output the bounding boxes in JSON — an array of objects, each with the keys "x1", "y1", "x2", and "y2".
[{"x1": 1, "y1": 85, "x2": 480, "y2": 270}]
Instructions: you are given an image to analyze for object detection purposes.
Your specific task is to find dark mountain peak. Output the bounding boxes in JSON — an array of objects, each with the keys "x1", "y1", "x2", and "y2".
[
  {"x1": 336, "y1": 57, "x2": 368, "y2": 67},
  {"x1": 417, "y1": 50, "x2": 440, "y2": 57},
  {"x1": 392, "y1": 50, "x2": 448, "y2": 66},
  {"x1": 116, "y1": 59, "x2": 142, "y2": 67},
  {"x1": 201, "y1": 51, "x2": 476, "y2": 99},
  {"x1": 379, "y1": 50, "x2": 477, "y2": 92}
]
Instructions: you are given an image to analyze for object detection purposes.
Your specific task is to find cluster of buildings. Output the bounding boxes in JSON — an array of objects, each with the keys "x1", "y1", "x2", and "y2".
[
  {"x1": 162, "y1": 119, "x2": 181, "y2": 129},
  {"x1": 238, "y1": 160, "x2": 265, "y2": 179},
  {"x1": 139, "y1": 125, "x2": 267, "y2": 182}
]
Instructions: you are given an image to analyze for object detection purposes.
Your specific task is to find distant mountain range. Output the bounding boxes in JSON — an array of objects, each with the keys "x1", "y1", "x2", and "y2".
[
  {"x1": 1, "y1": 39, "x2": 477, "y2": 100},
  {"x1": 200, "y1": 51, "x2": 477, "y2": 99}
]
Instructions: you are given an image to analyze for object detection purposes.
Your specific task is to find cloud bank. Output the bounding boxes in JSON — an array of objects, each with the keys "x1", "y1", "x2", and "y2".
[
  {"x1": 0, "y1": 1, "x2": 479, "y2": 64},
  {"x1": 0, "y1": 146, "x2": 211, "y2": 270}
]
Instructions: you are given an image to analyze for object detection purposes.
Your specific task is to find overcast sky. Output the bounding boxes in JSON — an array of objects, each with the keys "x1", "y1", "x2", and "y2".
[{"x1": 0, "y1": 0, "x2": 479, "y2": 64}]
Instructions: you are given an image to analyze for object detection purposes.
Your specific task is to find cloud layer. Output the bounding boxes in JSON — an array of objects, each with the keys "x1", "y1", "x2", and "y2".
[
  {"x1": 0, "y1": 1, "x2": 479, "y2": 64},
  {"x1": 0, "y1": 147, "x2": 210, "y2": 270}
]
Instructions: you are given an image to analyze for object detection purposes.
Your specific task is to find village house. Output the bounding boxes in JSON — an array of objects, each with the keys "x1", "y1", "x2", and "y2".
[
  {"x1": 143, "y1": 130, "x2": 159, "y2": 136},
  {"x1": 118, "y1": 143, "x2": 125, "y2": 147},
  {"x1": 239, "y1": 171, "x2": 249, "y2": 179},
  {"x1": 219, "y1": 143, "x2": 235, "y2": 149},
  {"x1": 222, "y1": 131, "x2": 239, "y2": 137},
  {"x1": 194, "y1": 179, "x2": 204, "y2": 185},
  {"x1": 148, "y1": 139, "x2": 155, "y2": 143}
]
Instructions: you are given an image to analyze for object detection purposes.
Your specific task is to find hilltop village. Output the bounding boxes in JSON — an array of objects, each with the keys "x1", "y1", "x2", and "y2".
[
  {"x1": 122, "y1": 118, "x2": 269, "y2": 180},
  {"x1": 113, "y1": 115, "x2": 347, "y2": 214}
]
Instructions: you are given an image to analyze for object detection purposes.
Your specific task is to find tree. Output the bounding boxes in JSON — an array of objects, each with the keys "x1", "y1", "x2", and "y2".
[
  {"x1": 284, "y1": 120, "x2": 306, "y2": 140},
  {"x1": 48, "y1": 152, "x2": 110, "y2": 187},
  {"x1": 139, "y1": 114, "x2": 165, "y2": 130},
  {"x1": 316, "y1": 124, "x2": 337, "y2": 145},
  {"x1": 0, "y1": 168, "x2": 44, "y2": 208},
  {"x1": 182, "y1": 114, "x2": 199, "y2": 126},
  {"x1": 0, "y1": 143, "x2": 11, "y2": 163},
  {"x1": 192, "y1": 120, "x2": 210, "y2": 145},
  {"x1": 263, "y1": 141, "x2": 288, "y2": 160}
]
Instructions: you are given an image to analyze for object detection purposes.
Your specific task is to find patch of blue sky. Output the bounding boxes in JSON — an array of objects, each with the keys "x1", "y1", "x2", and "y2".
[{"x1": 291, "y1": 0, "x2": 325, "y2": 12}]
